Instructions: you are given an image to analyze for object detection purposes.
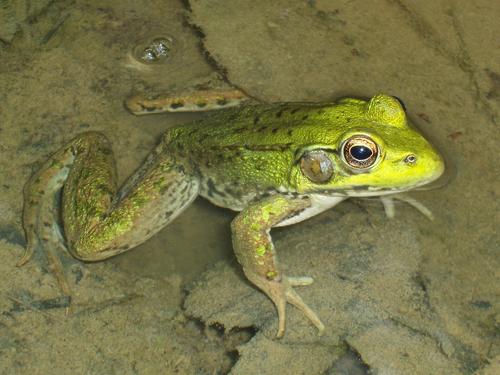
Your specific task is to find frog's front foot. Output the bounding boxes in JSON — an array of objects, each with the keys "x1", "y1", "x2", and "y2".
[
  {"x1": 380, "y1": 194, "x2": 434, "y2": 221},
  {"x1": 246, "y1": 271, "x2": 325, "y2": 338}
]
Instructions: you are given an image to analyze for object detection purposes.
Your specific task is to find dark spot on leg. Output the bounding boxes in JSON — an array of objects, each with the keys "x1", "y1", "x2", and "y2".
[
  {"x1": 253, "y1": 116, "x2": 260, "y2": 125},
  {"x1": 170, "y1": 101, "x2": 185, "y2": 109},
  {"x1": 225, "y1": 186, "x2": 243, "y2": 199},
  {"x1": 96, "y1": 183, "x2": 114, "y2": 195},
  {"x1": 206, "y1": 178, "x2": 226, "y2": 198},
  {"x1": 301, "y1": 115, "x2": 309, "y2": 121},
  {"x1": 144, "y1": 105, "x2": 157, "y2": 112},
  {"x1": 216, "y1": 98, "x2": 228, "y2": 106},
  {"x1": 180, "y1": 183, "x2": 190, "y2": 196},
  {"x1": 72, "y1": 266, "x2": 84, "y2": 284},
  {"x1": 100, "y1": 147, "x2": 112, "y2": 155},
  {"x1": 159, "y1": 182, "x2": 173, "y2": 195},
  {"x1": 259, "y1": 191, "x2": 272, "y2": 199}
]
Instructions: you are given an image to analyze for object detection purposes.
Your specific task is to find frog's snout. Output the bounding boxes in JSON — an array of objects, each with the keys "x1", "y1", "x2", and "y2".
[
  {"x1": 415, "y1": 149, "x2": 446, "y2": 184},
  {"x1": 431, "y1": 153, "x2": 446, "y2": 181}
]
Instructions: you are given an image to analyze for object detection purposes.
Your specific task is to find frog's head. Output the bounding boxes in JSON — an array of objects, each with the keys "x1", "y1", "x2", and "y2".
[{"x1": 291, "y1": 94, "x2": 445, "y2": 196}]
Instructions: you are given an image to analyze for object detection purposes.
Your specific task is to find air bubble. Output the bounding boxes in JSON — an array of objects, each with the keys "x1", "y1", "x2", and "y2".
[{"x1": 134, "y1": 36, "x2": 174, "y2": 64}]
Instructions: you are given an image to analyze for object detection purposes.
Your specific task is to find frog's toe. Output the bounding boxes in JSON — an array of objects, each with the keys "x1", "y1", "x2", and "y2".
[
  {"x1": 284, "y1": 277, "x2": 325, "y2": 337},
  {"x1": 248, "y1": 273, "x2": 324, "y2": 338},
  {"x1": 16, "y1": 245, "x2": 35, "y2": 267},
  {"x1": 288, "y1": 276, "x2": 314, "y2": 286}
]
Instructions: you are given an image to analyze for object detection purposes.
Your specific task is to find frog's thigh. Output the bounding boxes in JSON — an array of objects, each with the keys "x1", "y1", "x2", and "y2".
[
  {"x1": 231, "y1": 195, "x2": 325, "y2": 337},
  {"x1": 66, "y1": 142, "x2": 199, "y2": 262},
  {"x1": 59, "y1": 132, "x2": 120, "y2": 259}
]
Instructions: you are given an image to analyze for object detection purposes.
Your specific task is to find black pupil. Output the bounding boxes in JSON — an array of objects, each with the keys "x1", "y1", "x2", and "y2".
[{"x1": 350, "y1": 145, "x2": 372, "y2": 160}]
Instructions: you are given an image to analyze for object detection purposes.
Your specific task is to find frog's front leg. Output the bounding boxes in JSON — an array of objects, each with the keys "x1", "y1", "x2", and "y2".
[
  {"x1": 20, "y1": 131, "x2": 199, "y2": 296},
  {"x1": 380, "y1": 194, "x2": 434, "y2": 220},
  {"x1": 231, "y1": 195, "x2": 325, "y2": 338}
]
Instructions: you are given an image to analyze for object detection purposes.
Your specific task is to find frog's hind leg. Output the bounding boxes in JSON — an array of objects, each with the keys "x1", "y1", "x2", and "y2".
[
  {"x1": 64, "y1": 134, "x2": 200, "y2": 263},
  {"x1": 125, "y1": 88, "x2": 251, "y2": 115},
  {"x1": 20, "y1": 131, "x2": 199, "y2": 296}
]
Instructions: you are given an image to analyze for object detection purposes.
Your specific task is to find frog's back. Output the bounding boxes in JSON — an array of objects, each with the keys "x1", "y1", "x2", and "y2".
[
  {"x1": 169, "y1": 100, "x2": 364, "y2": 160},
  {"x1": 165, "y1": 101, "x2": 364, "y2": 210}
]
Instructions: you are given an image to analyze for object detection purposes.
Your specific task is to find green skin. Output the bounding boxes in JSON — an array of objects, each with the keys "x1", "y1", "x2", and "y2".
[{"x1": 20, "y1": 94, "x2": 444, "y2": 338}]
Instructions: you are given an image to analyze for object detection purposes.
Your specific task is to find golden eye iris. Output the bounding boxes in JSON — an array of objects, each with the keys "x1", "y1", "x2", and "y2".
[
  {"x1": 342, "y1": 135, "x2": 379, "y2": 170},
  {"x1": 300, "y1": 150, "x2": 334, "y2": 183}
]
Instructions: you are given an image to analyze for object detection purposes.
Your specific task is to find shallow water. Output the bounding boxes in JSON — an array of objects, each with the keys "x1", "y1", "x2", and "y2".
[{"x1": 0, "y1": 1, "x2": 498, "y2": 374}]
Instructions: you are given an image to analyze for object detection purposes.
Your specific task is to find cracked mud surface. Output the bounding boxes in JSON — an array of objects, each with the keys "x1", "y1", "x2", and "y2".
[{"x1": 1, "y1": 0, "x2": 498, "y2": 374}]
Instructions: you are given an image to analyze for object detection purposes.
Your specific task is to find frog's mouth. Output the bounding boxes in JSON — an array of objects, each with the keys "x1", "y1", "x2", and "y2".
[
  {"x1": 313, "y1": 178, "x2": 440, "y2": 197},
  {"x1": 339, "y1": 187, "x2": 416, "y2": 198}
]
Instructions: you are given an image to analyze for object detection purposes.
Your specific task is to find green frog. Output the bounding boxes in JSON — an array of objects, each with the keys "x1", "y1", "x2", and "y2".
[{"x1": 19, "y1": 93, "x2": 444, "y2": 338}]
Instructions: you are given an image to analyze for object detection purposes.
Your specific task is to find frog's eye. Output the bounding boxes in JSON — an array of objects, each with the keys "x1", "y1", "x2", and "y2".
[
  {"x1": 300, "y1": 150, "x2": 334, "y2": 183},
  {"x1": 342, "y1": 135, "x2": 379, "y2": 170}
]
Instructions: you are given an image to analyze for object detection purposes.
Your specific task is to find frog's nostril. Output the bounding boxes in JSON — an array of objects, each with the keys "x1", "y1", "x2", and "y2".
[{"x1": 404, "y1": 154, "x2": 417, "y2": 164}]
